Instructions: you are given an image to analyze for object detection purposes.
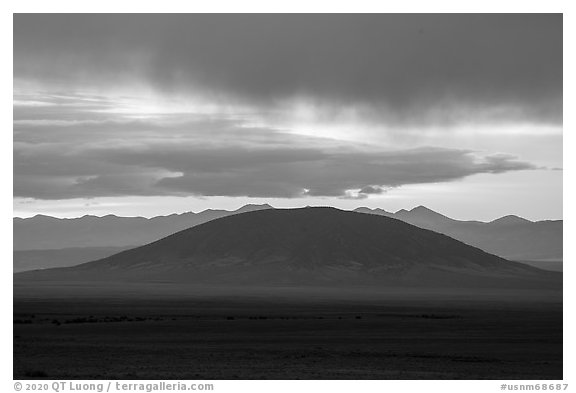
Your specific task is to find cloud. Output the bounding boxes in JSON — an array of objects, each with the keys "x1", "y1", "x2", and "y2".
[
  {"x1": 337, "y1": 186, "x2": 390, "y2": 200},
  {"x1": 13, "y1": 15, "x2": 559, "y2": 204},
  {"x1": 359, "y1": 185, "x2": 388, "y2": 195},
  {"x1": 14, "y1": 14, "x2": 562, "y2": 126},
  {"x1": 13, "y1": 106, "x2": 540, "y2": 200}
]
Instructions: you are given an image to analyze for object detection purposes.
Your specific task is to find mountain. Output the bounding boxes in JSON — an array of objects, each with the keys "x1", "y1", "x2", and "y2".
[
  {"x1": 490, "y1": 215, "x2": 532, "y2": 225},
  {"x1": 13, "y1": 246, "x2": 130, "y2": 273},
  {"x1": 354, "y1": 207, "x2": 392, "y2": 217},
  {"x1": 16, "y1": 208, "x2": 557, "y2": 288},
  {"x1": 13, "y1": 204, "x2": 561, "y2": 272},
  {"x1": 394, "y1": 205, "x2": 454, "y2": 227},
  {"x1": 354, "y1": 206, "x2": 562, "y2": 263},
  {"x1": 13, "y1": 204, "x2": 273, "y2": 251}
]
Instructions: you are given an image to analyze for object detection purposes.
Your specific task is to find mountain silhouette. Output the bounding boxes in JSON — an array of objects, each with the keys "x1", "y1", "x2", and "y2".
[
  {"x1": 13, "y1": 204, "x2": 273, "y2": 250},
  {"x1": 355, "y1": 206, "x2": 562, "y2": 262},
  {"x1": 17, "y1": 208, "x2": 557, "y2": 287},
  {"x1": 13, "y1": 246, "x2": 132, "y2": 273},
  {"x1": 490, "y1": 215, "x2": 532, "y2": 225},
  {"x1": 14, "y1": 204, "x2": 562, "y2": 272},
  {"x1": 394, "y1": 205, "x2": 454, "y2": 226}
]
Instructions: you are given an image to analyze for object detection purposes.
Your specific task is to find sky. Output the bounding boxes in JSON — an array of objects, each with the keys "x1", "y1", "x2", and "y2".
[{"x1": 13, "y1": 14, "x2": 563, "y2": 221}]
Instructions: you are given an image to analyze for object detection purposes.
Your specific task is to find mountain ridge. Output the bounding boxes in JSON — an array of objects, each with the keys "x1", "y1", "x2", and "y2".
[
  {"x1": 15, "y1": 203, "x2": 556, "y2": 223},
  {"x1": 17, "y1": 207, "x2": 557, "y2": 288},
  {"x1": 353, "y1": 206, "x2": 561, "y2": 262},
  {"x1": 14, "y1": 204, "x2": 562, "y2": 265}
]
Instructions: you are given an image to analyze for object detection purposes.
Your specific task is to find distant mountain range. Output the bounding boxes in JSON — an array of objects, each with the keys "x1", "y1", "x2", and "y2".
[
  {"x1": 13, "y1": 204, "x2": 562, "y2": 272},
  {"x1": 354, "y1": 206, "x2": 562, "y2": 263},
  {"x1": 17, "y1": 207, "x2": 558, "y2": 288},
  {"x1": 14, "y1": 204, "x2": 273, "y2": 250}
]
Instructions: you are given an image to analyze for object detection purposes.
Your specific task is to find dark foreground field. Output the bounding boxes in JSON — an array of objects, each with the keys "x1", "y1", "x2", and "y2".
[{"x1": 13, "y1": 282, "x2": 562, "y2": 379}]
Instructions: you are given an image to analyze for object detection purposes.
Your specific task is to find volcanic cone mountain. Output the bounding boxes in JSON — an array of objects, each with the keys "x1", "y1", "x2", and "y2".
[{"x1": 16, "y1": 207, "x2": 556, "y2": 287}]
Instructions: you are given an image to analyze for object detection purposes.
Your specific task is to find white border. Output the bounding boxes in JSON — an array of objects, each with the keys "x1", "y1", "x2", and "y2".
[{"x1": 4, "y1": 2, "x2": 572, "y2": 391}]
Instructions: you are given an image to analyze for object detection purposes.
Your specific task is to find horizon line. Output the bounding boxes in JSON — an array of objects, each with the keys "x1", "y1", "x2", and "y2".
[{"x1": 13, "y1": 204, "x2": 562, "y2": 224}]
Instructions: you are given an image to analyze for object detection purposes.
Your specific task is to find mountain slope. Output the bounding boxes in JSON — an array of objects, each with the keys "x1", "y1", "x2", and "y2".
[
  {"x1": 355, "y1": 207, "x2": 562, "y2": 262},
  {"x1": 13, "y1": 246, "x2": 131, "y2": 273},
  {"x1": 17, "y1": 208, "x2": 555, "y2": 287},
  {"x1": 13, "y1": 204, "x2": 273, "y2": 250},
  {"x1": 14, "y1": 204, "x2": 562, "y2": 270}
]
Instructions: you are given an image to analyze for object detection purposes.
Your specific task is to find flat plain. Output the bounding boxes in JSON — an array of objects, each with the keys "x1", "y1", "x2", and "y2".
[{"x1": 13, "y1": 282, "x2": 562, "y2": 380}]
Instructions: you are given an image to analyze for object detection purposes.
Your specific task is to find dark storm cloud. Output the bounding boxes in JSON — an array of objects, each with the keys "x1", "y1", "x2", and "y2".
[
  {"x1": 13, "y1": 108, "x2": 539, "y2": 200},
  {"x1": 14, "y1": 14, "x2": 562, "y2": 125},
  {"x1": 12, "y1": 15, "x2": 559, "y2": 202}
]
